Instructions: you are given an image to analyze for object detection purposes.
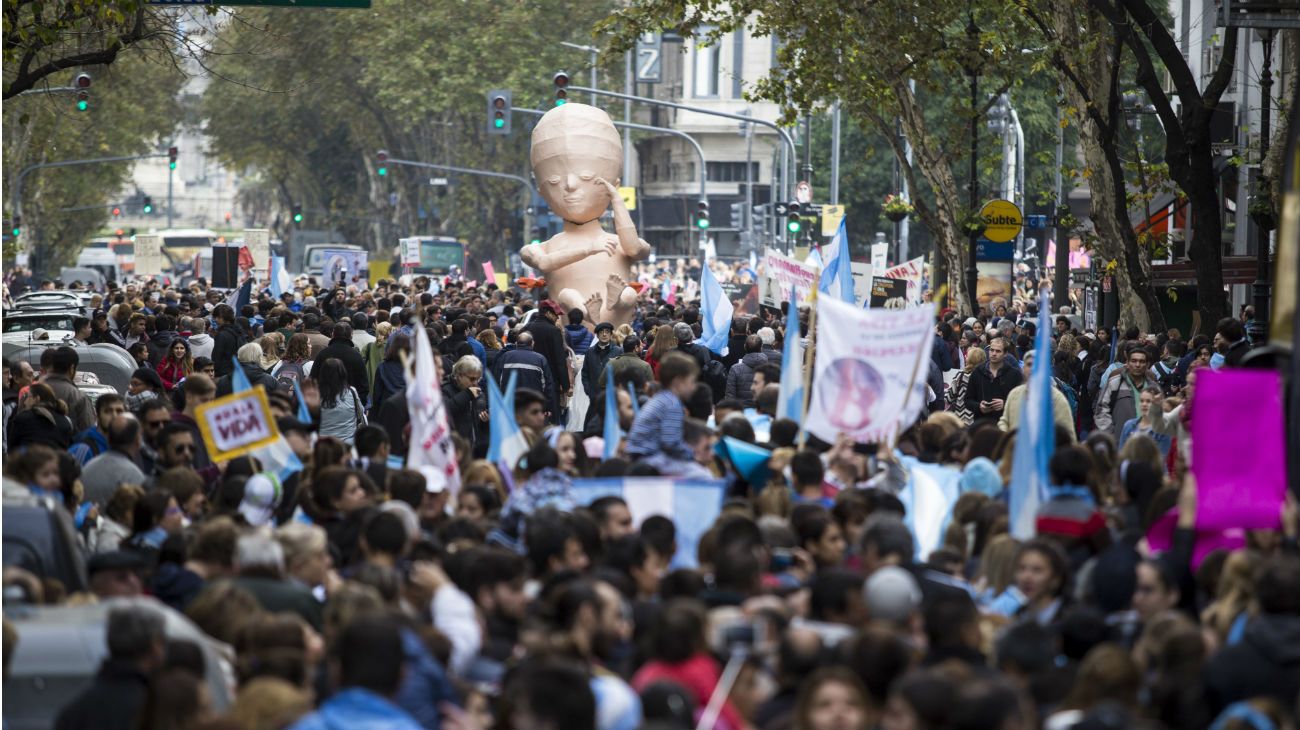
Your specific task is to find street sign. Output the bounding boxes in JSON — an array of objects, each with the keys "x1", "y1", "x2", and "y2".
[
  {"x1": 429, "y1": 177, "x2": 449, "y2": 186},
  {"x1": 979, "y1": 199, "x2": 1023, "y2": 243},
  {"x1": 821, "y1": 204, "x2": 846, "y2": 236},
  {"x1": 400, "y1": 237, "x2": 422, "y2": 266},
  {"x1": 774, "y1": 202, "x2": 791, "y2": 216},
  {"x1": 150, "y1": 0, "x2": 370, "y2": 5},
  {"x1": 1025, "y1": 214, "x2": 1048, "y2": 229},
  {"x1": 618, "y1": 186, "x2": 637, "y2": 211},
  {"x1": 636, "y1": 33, "x2": 663, "y2": 83},
  {"x1": 795, "y1": 180, "x2": 812, "y2": 204}
]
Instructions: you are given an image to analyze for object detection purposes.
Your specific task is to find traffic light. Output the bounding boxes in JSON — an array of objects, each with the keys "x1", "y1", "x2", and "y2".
[
  {"x1": 10, "y1": 215, "x2": 20, "y2": 237},
  {"x1": 292, "y1": 204, "x2": 303, "y2": 224},
  {"x1": 168, "y1": 146, "x2": 178, "y2": 170},
  {"x1": 112, "y1": 206, "x2": 121, "y2": 217},
  {"x1": 729, "y1": 202, "x2": 745, "y2": 229},
  {"x1": 786, "y1": 202, "x2": 802, "y2": 234},
  {"x1": 75, "y1": 90, "x2": 89, "y2": 112},
  {"x1": 73, "y1": 72, "x2": 91, "y2": 111},
  {"x1": 696, "y1": 200, "x2": 710, "y2": 230},
  {"x1": 142, "y1": 196, "x2": 153, "y2": 214},
  {"x1": 530, "y1": 226, "x2": 544, "y2": 246},
  {"x1": 553, "y1": 72, "x2": 569, "y2": 106},
  {"x1": 487, "y1": 90, "x2": 512, "y2": 135},
  {"x1": 753, "y1": 204, "x2": 768, "y2": 235},
  {"x1": 376, "y1": 149, "x2": 388, "y2": 177}
]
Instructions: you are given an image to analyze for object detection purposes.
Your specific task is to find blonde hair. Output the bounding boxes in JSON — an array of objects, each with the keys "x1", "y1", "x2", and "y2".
[
  {"x1": 976, "y1": 535, "x2": 1020, "y2": 596},
  {"x1": 462, "y1": 460, "x2": 507, "y2": 504},
  {"x1": 275, "y1": 522, "x2": 328, "y2": 573},
  {"x1": 615, "y1": 323, "x2": 634, "y2": 345},
  {"x1": 229, "y1": 677, "x2": 312, "y2": 730},
  {"x1": 964, "y1": 346, "x2": 987, "y2": 373}
]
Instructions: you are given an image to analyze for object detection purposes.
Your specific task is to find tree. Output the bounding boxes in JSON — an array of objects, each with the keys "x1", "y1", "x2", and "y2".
[{"x1": 601, "y1": 0, "x2": 1044, "y2": 316}]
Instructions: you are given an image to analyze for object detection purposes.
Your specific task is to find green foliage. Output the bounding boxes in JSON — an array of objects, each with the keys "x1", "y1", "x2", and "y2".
[
  {"x1": 3, "y1": 53, "x2": 184, "y2": 273},
  {"x1": 201, "y1": 0, "x2": 616, "y2": 268}
]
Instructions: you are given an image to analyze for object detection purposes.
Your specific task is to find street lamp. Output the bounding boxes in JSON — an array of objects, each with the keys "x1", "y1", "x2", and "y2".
[{"x1": 964, "y1": 7, "x2": 982, "y2": 316}]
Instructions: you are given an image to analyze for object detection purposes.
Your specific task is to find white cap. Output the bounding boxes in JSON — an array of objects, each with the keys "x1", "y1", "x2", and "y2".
[
  {"x1": 863, "y1": 566, "x2": 922, "y2": 623},
  {"x1": 239, "y1": 473, "x2": 283, "y2": 527}
]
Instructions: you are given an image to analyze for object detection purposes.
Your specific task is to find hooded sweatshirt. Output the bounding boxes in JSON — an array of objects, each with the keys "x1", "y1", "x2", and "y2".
[
  {"x1": 1204, "y1": 613, "x2": 1300, "y2": 713},
  {"x1": 147, "y1": 328, "x2": 180, "y2": 367},
  {"x1": 187, "y1": 332, "x2": 214, "y2": 360},
  {"x1": 565, "y1": 323, "x2": 594, "y2": 356}
]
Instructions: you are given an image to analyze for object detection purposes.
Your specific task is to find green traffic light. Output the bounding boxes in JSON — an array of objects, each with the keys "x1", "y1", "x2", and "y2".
[
  {"x1": 378, "y1": 167, "x2": 387, "y2": 177},
  {"x1": 555, "y1": 98, "x2": 567, "y2": 106},
  {"x1": 787, "y1": 219, "x2": 801, "y2": 233},
  {"x1": 494, "y1": 118, "x2": 505, "y2": 128},
  {"x1": 293, "y1": 214, "x2": 303, "y2": 223},
  {"x1": 530, "y1": 238, "x2": 541, "y2": 246},
  {"x1": 697, "y1": 218, "x2": 710, "y2": 230},
  {"x1": 143, "y1": 205, "x2": 153, "y2": 213},
  {"x1": 76, "y1": 100, "x2": 89, "y2": 112},
  {"x1": 169, "y1": 162, "x2": 176, "y2": 170},
  {"x1": 11, "y1": 227, "x2": 19, "y2": 237}
]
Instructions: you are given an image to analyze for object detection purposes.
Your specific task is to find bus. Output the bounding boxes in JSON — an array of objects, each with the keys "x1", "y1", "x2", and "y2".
[{"x1": 392, "y1": 236, "x2": 468, "y2": 278}]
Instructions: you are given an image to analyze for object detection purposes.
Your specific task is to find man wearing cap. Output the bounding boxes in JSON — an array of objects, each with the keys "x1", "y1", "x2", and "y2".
[
  {"x1": 86, "y1": 550, "x2": 148, "y2": 599},
  {"x1": 579, "y1": 322, "x2": 623, "y2": 402},
  {"x1": 522, "y1": 300, "x2": 571, "y2": 422}
]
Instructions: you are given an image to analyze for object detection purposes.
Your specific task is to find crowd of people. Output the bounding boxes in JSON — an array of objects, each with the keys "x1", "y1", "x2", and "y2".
[{"x1": 2, "y1": 265, "x2": 1297, "y2": 730}]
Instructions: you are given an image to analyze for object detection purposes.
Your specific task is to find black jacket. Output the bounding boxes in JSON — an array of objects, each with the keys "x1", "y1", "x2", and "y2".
[
  {"x1": 146, "y1": 329, "x2": 180, "y2": 367},
  {"x1": 1204, "y1": 613, "x2": 1300, "y2": 714},
  {"x1": 316, "y1": 337, "x2": 370, "y2": 403},
  {"x1": 675, "y1": 341, "x2": 712, "y2": 371},
  {"x1": 580, "y1": 342, "x2": 623, "y2": 399},
  {"x1": 1223, "y1": 337, "x2": 1252, "y2": 367},
  {"x1": 493, "y1": 348, "x2": 555, "y2": 410},
  {"x1": 522, "y1": 317, "x2": 570, "y2": 394},
  {"x1": 369, "y1": 361, "x2": 405, "y2": 417},
  {"x1": 442, "y1": 381, "x2": 486, "y2": 450},
  {"x1": 7, "y1": 407, "x2": 74, "y2": 451},
  {"x1": 216, "y1": 361, "x2": 280, "y2": 397},
  {"x1": 375, "y1": 391, "x2": 409, "y2": 458},
  {"x1": 725, "y1": 352, "x2": 769, "y2": 407},
  {"x1": 54, "y1": 659, "x2": 150, "y2": 730},
  {"x1": 211, "y1": 322, "x2": 248, "y2": 376},
  {"x1": 963, "y1": 361, "x2": 1025, "y2": 423}
]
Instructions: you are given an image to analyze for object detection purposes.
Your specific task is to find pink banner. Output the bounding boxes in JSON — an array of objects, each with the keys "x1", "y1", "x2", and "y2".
[
  {"x1": 1146, "y1": 509, "x2": 1246, "y2": 570},
  {"x1": 1191, "y1": 369, "x2": 1286, "y2": 532},
  {"x1": 482, "y1": 261, "x2": 497, "y2": 284}
]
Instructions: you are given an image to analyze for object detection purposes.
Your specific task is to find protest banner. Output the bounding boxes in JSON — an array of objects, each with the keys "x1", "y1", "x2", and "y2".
[
  {"x1": 321, "y1": 249, "x2": 370, "y2": 288},
  {"x1": 760, "y1": 248, "x2": 817, "y2": 308},
  {"x1": 406, "y1": 322, "x2": 461, "y2": 493},
  {"x1": 571, "y1": 477, "x2": 726, "y2": 568},
  {"x1": 195, "y1": 386, "x2": 280, "y2": 462},
  {"x1": 850, "y1": 262, "x2": 873, "y2": 306},
  {"x1": 871, "y1": 242, "x2": 888, "y2": 276},
  {"x1": 1191, "y1": 369, "x2": 1286, "y2": 531},
  {"x1": 869, "y1": 276, "x2": 909, "y2": 309},
  {"x1": 244, "y1": 229, "x2": 270, "y2": 271},
  {"x1": 720, "y1": 282, "x2": 759, "y2": 315},
  {"x1": 804, "y1": 297, "x2": 935, "y2": 445},
  {"x1": 134, "y1": 234, "x2": 163, "y2": 278},
  {"x1": 883, "y1": 256, "x2": 925, "y2": 307}
]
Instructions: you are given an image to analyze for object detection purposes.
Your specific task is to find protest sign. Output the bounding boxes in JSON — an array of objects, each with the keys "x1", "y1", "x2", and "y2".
[
  {"x1": 571, "y1": 477, "x2": 726, "y2": 568},
  {"x1": 869, "y1": 276, "x2": 909, "y2": 309},
  {"x1": 760, "y1": 248, "x2": 817, "y2": 308},
  {"x1": 720, "y1": 282, "x2": 759, "y2": 315},
  {"x1": 244, "y1": 229, "x2": 270, "y2": 271},
  {"x1": 850, "y1": 262, "x2": 873, "y2": 306},
  {"x1": 871, "y1": 242, "x2": 888, "y2": 276},
  {"x1": 195, "y1": 386, "x2": 280, "y2": 462},
  {"x1": 805, "y1": 297, "x2": 935, "y2": 445},
  {"x1": 883, "y1": 256, "x2": 925, "y2": 306},
  {"x1": 1191, "y1": 369, "x2": 1286, "y2": 531},
  {"x1": 321, "y1": 249, "x2": 369, "y2": 287},
  {"x1": 134, "y1": 234, "x2": 163, "y2": 277}
]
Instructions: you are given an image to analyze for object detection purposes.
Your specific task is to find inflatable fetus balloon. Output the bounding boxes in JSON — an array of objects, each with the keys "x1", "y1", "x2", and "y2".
[{"x1": 522, "y1": 103, "x2": 651, "y2": 328}]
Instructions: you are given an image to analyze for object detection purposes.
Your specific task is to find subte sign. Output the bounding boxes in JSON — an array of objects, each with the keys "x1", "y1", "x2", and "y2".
[{"x1": 979, "y1": 199, "x2": 1023, "y2": 243}]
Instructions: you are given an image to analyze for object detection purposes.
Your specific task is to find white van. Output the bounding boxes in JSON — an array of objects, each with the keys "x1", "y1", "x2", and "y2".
[{"x1": 75, "y1": 248, "x2": 119, "y2": 283}]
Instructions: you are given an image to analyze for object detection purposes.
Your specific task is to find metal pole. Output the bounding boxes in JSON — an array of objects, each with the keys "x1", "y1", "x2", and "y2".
[
  {"x1": 746, "y1": 113, "x2": 754, "y2": 252},
  {"x1": 565, "y1": 84, "x2": 799, "y2": 202},
  {"x1": 13, "y1": 152, "x2": 168, "y2": 247},
  {"x1": 901, "y1": 80, "x2": 915, "y2": 264},
  {"x1": 624, "y1": 50, "x2": 633, "y2": 186},
  {"x1": 1011, "y1": 107, "x2": 1026, "y2": 273},
  {"x1": 167, "y1": 142, "x2": 175, "y2": 229},
  {"x1": 802, "y1": 112, "x2": 813, "y2": 246},
  {"x1": 830, "y1": 100, "x2": 842, "y2": 205},
  {"x1": 966, "y1": 11, "x2": 981, "y2": 315},
  {"x1": 590, "y1": 48, "x2": 598, "y2": 105},
  {"x1": 1252, "y1": 29, "x2": 1275, "y2": 343},
  {"x1": 1053, "y1": 102, "x2": 1069, "y2": 311}
]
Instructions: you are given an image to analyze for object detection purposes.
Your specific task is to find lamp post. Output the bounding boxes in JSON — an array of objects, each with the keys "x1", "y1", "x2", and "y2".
[
  {"x1": 964, "y1": 8, "x2": 981, "y2": 315},
  {"x1": 1250, "y1": 29, "x2": 1276, "y2": 344}
]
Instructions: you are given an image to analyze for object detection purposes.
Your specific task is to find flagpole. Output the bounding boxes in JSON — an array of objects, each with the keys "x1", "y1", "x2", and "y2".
[
  {"x1": 797, "y1": 276, "x2": 820, "y2": 449},
  {"x1": 890, "y1": 310, "x2": 936, "y2": 449}
]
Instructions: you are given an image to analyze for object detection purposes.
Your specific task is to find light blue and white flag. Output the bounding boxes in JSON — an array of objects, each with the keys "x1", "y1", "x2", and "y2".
[
  {"x1": 602, "y1": 363, "x2": 621, "y2": 461},
  {"x1": 698, "y1": 263, "x2": 735, "y2": 355},
  {"x1": 292, "y1": 378, "x2": 312, "y2": 424},
  {"x1": 570, "y1": 477, "x2": 727, "y2": 568},
  {"x1": 898, "y1": 456, "x2": 963, "y2": 560},
  {"x1": 230, "y1": 357, "x2": 303, "y2": 486},
  {"x1": 626, "y1": 382, "x2": 640, "y2": 417},
  {"x1": 817, "y1": 218, "x2": 855, "y2": 303},
  {"x1": 269, "y1": 256, "x2": 293, "y2": 299},
  {"x1": 487, "y1": 370, "x2": 529, "y2": 472},
  {"x1": 1009, "y1": 290, "x2": 1056, "y2": 539},
  {"x1": 230, "y1": 357, "x2": 252, "y2": 392},
  {"x1": 224, "y1": 277, "x2": 253, "y2": 312},
  {"x1": 777, "y1": 287, "x2": 804, "y2": 421}
]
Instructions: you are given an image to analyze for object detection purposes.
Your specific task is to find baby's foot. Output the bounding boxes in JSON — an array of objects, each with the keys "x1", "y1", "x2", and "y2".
[
  {"x1": 585, "y1": 292, "x2": 605, "y2": 322},
  {"x1": 605, "y1": 273, "x2": 628, "y2": 304}
]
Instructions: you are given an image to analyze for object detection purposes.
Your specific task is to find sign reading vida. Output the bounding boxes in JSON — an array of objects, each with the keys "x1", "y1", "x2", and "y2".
[{"x1": 195, "y1": 386, "x2": 280, "y2": 461}]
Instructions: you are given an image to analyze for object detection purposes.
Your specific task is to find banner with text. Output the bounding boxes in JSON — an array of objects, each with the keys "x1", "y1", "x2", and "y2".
[
  {"x1": 134, "y1": 234, "x2": 163, "y2": 278},
  {"x1": 195, "y1": 386, "x2": 281, "y2": 462},
  {"x1": 805, "y1": 297, "x2": 935, "y2": 445},
  {"x1": 883, "y1": 256, "x2": 925, "y2": 307},
  {"x1": 760, "y1": 248, "x2": 818, "y2": 308}
]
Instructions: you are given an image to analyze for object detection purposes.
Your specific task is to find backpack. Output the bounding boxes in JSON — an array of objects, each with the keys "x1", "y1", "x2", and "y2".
[
  {"x1": 703, "y1": 358, "x2": 728, "y2": 403},
  {"x1": 274, "y1": 360, "x2": 305, "y2": 394}
]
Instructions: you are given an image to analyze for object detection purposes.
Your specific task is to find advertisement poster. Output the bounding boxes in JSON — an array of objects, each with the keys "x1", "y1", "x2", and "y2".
[
  {"x1": 720, "y1": 282, "x2": 759, "y2": 316},
  {"x1": 804, "y1": 297, "x2": 936, "y2": 445},
  {"x1": 975, "y1": 239, "x2": 1013, "y2": 309},
  {"x1": 244, "y1": 229, "x2": 270, "y2": 271},
  {"x1": 869, "y1": 276, "x2": 909, "y2": 309},
  {"x1": 759, "y1": 248, "x2": 817, "y2": 308}
]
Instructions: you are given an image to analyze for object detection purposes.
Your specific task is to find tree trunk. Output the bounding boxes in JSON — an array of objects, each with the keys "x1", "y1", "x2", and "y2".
[{"x1": 1183, "y1": 145, "x2": 1230, "y2": 326}]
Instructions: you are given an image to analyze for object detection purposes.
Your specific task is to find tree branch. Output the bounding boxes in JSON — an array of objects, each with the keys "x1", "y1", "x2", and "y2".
[
  {"x1": 1203, "y1": 26, "x2": 1239, "y2": 110},
  {"x1": 3, "y1": 6, "x2": 148, "y2": 99},
  {"x1": 1117, "y1": 0, "x2": 1203, "y2": 106}
]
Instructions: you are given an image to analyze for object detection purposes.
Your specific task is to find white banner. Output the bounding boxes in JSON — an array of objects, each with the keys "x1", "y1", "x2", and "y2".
[
  {"x1": 871, "y1": 242, "x2": 888, "y2": 276},
  {"x1": 850, "y1": 262, "x2": 872, "y2": 307},
  {"x1": 759, "y1": 248, "x2": 817, "y2": 308},
  {"x1": 244, "y1": 229, "x2": 270, "y2": 271},
  {"x1": 320, "y1": 249, "x2": 369, "y2": 288},
  {"x1": 805, "y1": 297, "x2": 935, "y2": 445},
  {"x1": 134, "y1": 234, "x2": 163, "y2": 277},
  {"x1": 406, "y1": 324, "x2": 461, "y2": 494},
  {"x1": 884, "y1": 256, "x2": 925, "y2": 307},
  {"x1": 400, "y1": 237, "x2": 421, "y2": 266}
]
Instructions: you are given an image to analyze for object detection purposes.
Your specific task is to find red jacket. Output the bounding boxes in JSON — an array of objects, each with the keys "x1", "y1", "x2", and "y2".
[{"x1": 156, "y1": 359, "x2": 188, "y2": 391}]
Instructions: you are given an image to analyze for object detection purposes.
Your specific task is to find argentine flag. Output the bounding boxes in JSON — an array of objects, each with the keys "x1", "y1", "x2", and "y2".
[
  {"x1": 776, "y1": 288, "x2": 805, "y2": 421},
  {"x1": 602, "y1": 363, "x2": 622, "y2": 460},
  {"x1": 697, "y1": 263, "x2": 734, "y2": 355},
  {"x1": 817, "y1": 218, "x2": 855, "y2": 303},
  {"x1": 224, "y1": 277, "x2": 253, "y2": 312},
  {"x1": 487, "y1": 371, "x2": 529, "y2": 473},
  {"x1": 269, "y1": 256, "x2": 293, "y2": 299},
  {"x1": 229, "y1": 357, "x2": 303, "y2": 486},
  {"x1": 1009, "y1": 290, "x2": 1056, "y2": 539},
  {"x1": 571, "y1": 477, "x2": 727, "y2": 569}
]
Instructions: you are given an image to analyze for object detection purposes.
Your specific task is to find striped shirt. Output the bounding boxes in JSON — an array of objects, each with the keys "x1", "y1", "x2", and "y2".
[{"x1": 625, "y1": 391, "x2": 693, "y2": 461}]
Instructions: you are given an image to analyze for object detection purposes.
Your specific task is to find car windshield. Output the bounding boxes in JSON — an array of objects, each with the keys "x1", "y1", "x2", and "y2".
[{"x1": 3, "y1": 314, "x2": 75, "y2": 332}]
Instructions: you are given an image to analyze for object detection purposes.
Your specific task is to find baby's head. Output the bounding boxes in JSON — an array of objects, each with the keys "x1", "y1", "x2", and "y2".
[{"x1": 531, "y1": 103, "x2": 623, "y2": 222}]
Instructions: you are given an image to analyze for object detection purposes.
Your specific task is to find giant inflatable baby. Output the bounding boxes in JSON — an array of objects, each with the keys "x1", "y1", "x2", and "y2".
[{"x1": 521, "y1": 103, "x2": 651, "y2": 328}]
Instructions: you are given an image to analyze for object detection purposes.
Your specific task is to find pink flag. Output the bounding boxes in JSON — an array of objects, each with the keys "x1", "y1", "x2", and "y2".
[
  {"x1": 1191, "y1": 369, "x2": 1286, "y2": 532},
  {"x1": 482, "y1": 261, "x2": 497, "y2": 284},
  {"x1": 1146, "y1": 508, "x2": 1246, "y2": 570}
]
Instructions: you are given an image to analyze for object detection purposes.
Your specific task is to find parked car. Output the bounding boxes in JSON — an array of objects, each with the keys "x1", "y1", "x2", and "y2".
[
  {"x1": 1, "y1": 343, "x2": 135, "y2": 392},
  {"x1": 1, "y1": 486, "x2": 86, "y2": 595},
  {"x1": 3, "y1": 597, "x2": 235, "y2": 730}
]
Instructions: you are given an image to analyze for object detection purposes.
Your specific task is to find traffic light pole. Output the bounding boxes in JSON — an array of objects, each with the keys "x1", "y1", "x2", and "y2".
[
  {"x1": 564, "y1": 84, "x2": 798, "y2": 203},
  {"x1": 382, "y1": 157, "x2": 536, "y2": 245},
  {"x1": 12, "y1": 152, "x2": 167, "y2": 246},
  {"x1": 167, "y1": 142, "x2": 175, "y2": 229}
]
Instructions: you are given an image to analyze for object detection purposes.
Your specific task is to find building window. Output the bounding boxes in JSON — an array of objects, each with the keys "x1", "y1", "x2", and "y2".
[
  {"x1": 693, "y1": 29, "x2": 720, "y2": 97},
  {"x1": 732, "y1": 32, "x2": 744, "y2": 98},
  {"x1": 706, "y1": 161, "x2": 761, "y2": 183}
]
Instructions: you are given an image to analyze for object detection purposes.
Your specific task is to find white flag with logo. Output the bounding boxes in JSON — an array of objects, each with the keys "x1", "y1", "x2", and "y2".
[
  {"x1": 406, "y1": 324, "x2": 461, "y2": 493},
  {"x1": 805, "y1": 297, "x2": 935, "y2": 445}
]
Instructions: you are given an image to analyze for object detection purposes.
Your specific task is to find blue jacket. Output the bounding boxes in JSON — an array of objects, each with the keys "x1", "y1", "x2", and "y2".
[
  {"x1": 565, "y1": 324, "x2": 594, "y2": 356},
  {"x1": 288, "y1": 688, "x2": 424, "y2": 730},
  {"x1": 394, "y1": 628, "x2": 459, "y2": 730},
  {"x1": 69, "y1": 427, "x2": 109, "y2": 467}
]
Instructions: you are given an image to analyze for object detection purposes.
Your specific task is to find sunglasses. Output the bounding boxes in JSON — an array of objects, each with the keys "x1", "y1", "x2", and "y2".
[
  {"x1": 170, "y1": 444, "x2": 195, "y2": 453},
  {"x1": 145, "y1": 420, "x2": 169, "y2": 429}
]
